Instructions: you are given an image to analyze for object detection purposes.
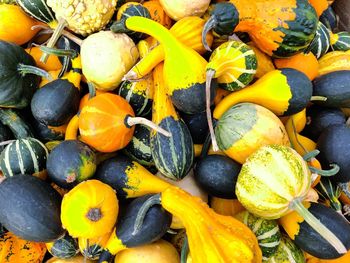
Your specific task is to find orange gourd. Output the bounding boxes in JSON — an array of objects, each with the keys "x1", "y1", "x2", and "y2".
[
  {"x1": 143, "y1": 0, "x2": 172, "y2": 29},
  {"x1": 308, "y1": 0, "x2": 328, "y2": 17},
  {"x1": 248, "y1": 42, "x2": 275, "y2": 78},
  {"x1": 25, "y1": 46, "x2": 62, "y2": 71}
]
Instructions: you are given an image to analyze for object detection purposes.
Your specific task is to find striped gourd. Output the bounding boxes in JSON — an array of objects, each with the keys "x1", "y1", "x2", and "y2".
[
  {"x1": 123, "y1": 124, "x2": 155, "y2": 168},
  {"x1": 315, "y1": 178, "x2": 342, "y2": 213},
  {"x1": 318, "y1": 51, "x2": 350, "y2": 75},
  {"x1": 235, "y1": 211, "x2": 281, "y2": 260},
  {"x1": 264, "y1": 235, "x2": 305, "y2": 263},
  {"x1": 206, "y1": 40, "x2": 257, "y2": 92},
  {"x1": 46, "y1": 232, "x2": 79, "y2": 259},
  {"x1": 309, "y1": 22, "x2": 330, "y2": 59},
  {"x1": 16, "y1": 0, "x2": 56, "y2": 26},
  {"x1": 150, "y1": 63, "x2": 194, "y2": 180},
  {"x1": 330, "y1": 32, "x2": 350, "y2": 51},
  {"x1": 78, "y1": 232, "x2": 110, "y2": 260},
  {"x1": 0, "y1": 137, "x2": 48, "y2": 178}
]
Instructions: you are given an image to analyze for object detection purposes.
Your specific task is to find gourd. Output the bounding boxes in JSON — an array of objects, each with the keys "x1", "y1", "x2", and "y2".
[
  {"x1": 214, "y1": 103, "x2": 290, "y2": 163},
  {"x1": 330, "y1": 32, "x2": 350, "y2": 51},
  {"x1": 159, "y1": 0, "x2": 210, "y2": 21},
  {"x1": 25, "y1": 46, "x2": 62, "y2": 71},
  {"x1": 0, "y1": 109, "x2": 34, "y2": 139},
  {"x1": 181, "y1": 111, "x2": 209, "y2": 144},
  {"x1": 0, "y1": 232, "x2": 47, "y2": 263},
  {"x1": 306, "y1": 251, "x2": 350, "y2": 263},
  {"x1": 150, "y1": 63, "x2": 194, "y2": 180},
  {"x1": 76, "y1": 93, "x2": 170, "y2": 153},
  {"x1": 308, "y1": 0, "x2": 328, "y2": 17},
  {"x1": 319, "y1": 6, "x2": 338, "y2": 31},
  {"x1": 318, "y1": 51, "x2": 350, "y2": 75},
  {"x1": 46, "y1": 232, "x2": 79, "y2": 259},
  {"x1": 315, "y1": 178, "x2": 342, "y2": 213},
  {"x1": 122, "y1": 16, "x2": 213, "y2": 81},
  {"x1": 0, "y1": 175, "x2": 65, "y2": 242},
  {"x1": 94, "y1": 155, "x2": 171, "y2": 200},
  {"x1": 235, "y1": 144, "x2": 348, "y2": 255},
  {"x1": 78, "y1": 232, "x2": 111, "y2": 260},
  {"x1": 0, "y1": 137, "x2": 48, "y2": 179},
  {"x1": 32, "y1": 119, "x2": 67, "y2": 142},
  {"x1": 248, "y1": 42, "x2": 275, "y2": 78},
  {"x1": 46, "y1": 140, "x2": 96, "y2": 189},
  {"x1": 309, "y1": 22, "x2": 331, "y2": 59},
  {"x1": 279, "y1": 202, "x2": 350, "y2": 259},
  {"x1": 114, "y1": 16, "x2": 215, "y2": 114},
  {"x1": 61, "y1": 179, "x2": 119, "y2": 239},
  {"x1": 98, "y1": 194, "x2": 172, "y2": 262},
  {"x1": 46, "y1": 255, "x2": 95, "y2": 263},
  {"x1": 16, "y1": 0, "x2": 56, "y2": 27},
  {"x1": 81, "y1": 31, "x2": 139, "y2": 91},
  {"x1": 143, "y1": 0, "x2": 172, "y2": 29},
  {"x1": 133, "y1": 187, "x2": 262, "y2": 263},
  {"x1": 0, "y1": 4, "x2": 42, "y2": 45},
  {"x1": 114, "y1": 239, "x2": 180, "y2": 263},
  {"x1": 235, "y1": 211, "x2": 282, "y2": 260},
  {"x1": 0, "y1": 40, "x2": 51, "y2": 108},
  {"x1": 202, "y1": 0, "x2": 318, "y2": 58},
  {"x1": 339, "y1": 182, "x2": 350, "y2": 206},
  {"x1": 210, "y1": 198, "x2": 245, "y2": 217}
]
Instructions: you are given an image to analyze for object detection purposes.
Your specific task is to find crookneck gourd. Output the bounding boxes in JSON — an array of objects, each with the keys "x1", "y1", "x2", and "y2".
[{"x1": 202, "y1": 0, "x2": 318, "y2": 58}]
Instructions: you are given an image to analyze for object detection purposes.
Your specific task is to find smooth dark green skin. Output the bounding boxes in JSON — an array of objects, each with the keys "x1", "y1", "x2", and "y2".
[
  {"x1": 303, "y1": 105, "x2": 346, "y2": 141},
  {"x1": 123, "y1": 125, "x2": 155, "y2": 168},
  {"x1": 118, "y1": 81, "x2": 153, "y2": 117},
  {"x1": 317, "y1": 124, "x2": 350, "y2": 183},
  {"x1": 16, "y1": 0, "x2": 55, "y2": 23},
  {"x1": 0, "y1": 41, "x2": 40, "y2": 108},
  {"x1": 282, "y1": 68, "x2": 313, "y2": 116},
  {"x1": 309, "y1": 22, "x2": 331, "y2": 59},
  {"x1": 0, "y1": 138, "x2": 47, "y2": 177},
  {"x1": 0, "y1": 108, "x2": 34, "y2": 139},
  {"x1": 0, "y1": 122, "x2": 13, "y2": 152},
  {"x1": 194, "y1": 154, "x2": 241, "y2": 199},
  {"x1": 0, "y1": 175, "x2": 64, "y2": 242},
  {"x1": 31, "y1": 79, "x2": 80, "y2": 126},
  {"x1": 98, "y1": 194, "x2": 172, "y2": 263},
  {"x1": 32, "y1": 118, "x2": 65, "y2": 142},
  {"x1": 172, "y1": 80, "x2": 217, "y2": 114},
  {"x1": 180, "y1": 111, "x2": 209, "y2": 144},
  {"x1": 47, "y1": 140, "x2": 96, "y2": 189},
  {"x1": 49, "y1": 233, "x2": 79, "y2": 259},
  {"x1": 320, "y1": 6, "x2": 338, "y2": 31},
  {"x1": 273, "y1": 0, "x2": 318, "y2": 57},
  {"x1": 209, "y1": 3, "x2": 239, "y2": 35},
  {"x1": 294, "y1": 203, "x2": 350, "y2": 259},
  {"x1": 313, "y1": 71, "x2": 350, "y2": 108},
  {"x1": 151, "y1": 117, "x2": 194, "y2": 180},
  {"x1": 94, "y1": 155, "x2": 135, "y2": 200}
]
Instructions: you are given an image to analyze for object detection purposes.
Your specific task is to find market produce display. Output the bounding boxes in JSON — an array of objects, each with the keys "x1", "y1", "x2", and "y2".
[{"x1": 0, "y1": 0, "x2": 350, "y2": 262}]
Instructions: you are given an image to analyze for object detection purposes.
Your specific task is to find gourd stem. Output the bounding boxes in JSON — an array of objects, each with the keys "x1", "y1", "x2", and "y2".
[
  {"x1": 61, "y1": 30, "x2": 83, "y2": 46},
  {"x1": 40, "y1": 18, "x2": 68, "y2": 63},
  {"x1": 88, "y1": 83, "x2": 96, "y2": 99},
  {"x1": 202, "y1": 16, "x2": 217, "y2": 51},
  {"x1": 17, "y1": 64, "x2": 52, "y2": 81},
  {"x1": 310, "y1": 96, "x2": 328, "y2": 102},
  {"x1": 303, "y1": 150, "x2": 320, "y2": 161},
  {"x1": 0, "y1": 140, "x2": 16, "y2": 147},
  {"x1": 40, "y1": 46, "x2": 78, "y2": 59},
  {"x1": 206, "y1": 70, "x2": 219, "y2": 152},
  {"x1": 132, "y1": 194, "x2": 161, "y2": 235},
  {"x1": 290, "y1": 199, "x2": 347, "y2": 254},
  {"x1": 180, "y1": 235, "x2": 189, "y2": 263},
  {"x1": 126, "y1": 117, "x2": 172, "y2": 137},
  {"x1": 308, "y1": 164, "x2": 340, "y2": 176}
]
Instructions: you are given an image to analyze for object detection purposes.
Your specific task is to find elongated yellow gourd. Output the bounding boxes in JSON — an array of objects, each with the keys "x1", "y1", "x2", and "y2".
[{"x1": 123, "y1": 16, "x2": 215, "y2": 114}]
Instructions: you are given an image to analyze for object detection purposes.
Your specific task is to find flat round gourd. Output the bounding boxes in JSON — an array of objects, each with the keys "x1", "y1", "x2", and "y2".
[
  {"x1": 309, "y1": 22, "x2": 331, "y2": 59},
  {"x1": 78, "y1": 232, "x2": 110, "y2": 260},
  {"x1": 46, "y1": 232, "x2": 79, "y2": 259},
  {"x1": 0, "y1": 137, "x2": 48, "y2": 179},
  {"x1": 0, "y1": 174, "x2": 64, "y2": 242},
  {"x1": 330, "y1": 32, "x2": 350, "y2": 51},
  {"x1": 47, "y1": 140, "x2": 96, "y2": 189}
]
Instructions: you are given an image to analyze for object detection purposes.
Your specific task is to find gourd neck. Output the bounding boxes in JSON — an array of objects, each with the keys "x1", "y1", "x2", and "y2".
[{"x1": 17, "y1": 64, "x2": 52, "y2": 80}]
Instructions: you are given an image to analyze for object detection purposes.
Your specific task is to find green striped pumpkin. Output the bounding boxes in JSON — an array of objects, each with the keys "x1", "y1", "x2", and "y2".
[
  {"x1": 0, "y1": 137, "x2": 48, "y2": 178},
  {"x1": 235, "y1": 211, "x2": 281, "y2": 260},
  {"x1": 46, "y1": 232, "x2": 79, "y2": 259},
  {"x1": 264, "y1": 235, "x2": 305, "y2": 263},
  {"x1": 207, "y1": 40, "x2": 257, "y2": 91},
  {"x1": 150, "y1": 117, "x2": 194, "y2": 181},
  {"x1": 123, "y1": 124, "x2": 155, "y2": 168},
  {"x1": 16, "y1": 0, "x2": 56, "y2": 25},
  {"x1": 331, "y1": 32, "x2": 350, "y2": 51},
  {"x1": 118, "y1": 79, "x2": 153, "y2": 117},
  {"x1": 309, "y1": 22, "x2": 331, "y2": 59}
]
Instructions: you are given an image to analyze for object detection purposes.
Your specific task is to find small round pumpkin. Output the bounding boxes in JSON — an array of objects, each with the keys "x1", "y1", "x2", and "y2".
[
  {"x1": 78, "y1": 231, "x2": 111, "y2": 260},
  {"x1": 46, "y1": 232, "x2": 79, "y2": 259},
  {"x1": 61, "y1": 179, "x2": 119, "y2": 239}
]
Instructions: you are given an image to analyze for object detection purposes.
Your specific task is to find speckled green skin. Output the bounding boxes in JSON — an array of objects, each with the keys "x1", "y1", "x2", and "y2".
[{"x1": 264, "y1": 235, "x2": 305, "y2": 262}]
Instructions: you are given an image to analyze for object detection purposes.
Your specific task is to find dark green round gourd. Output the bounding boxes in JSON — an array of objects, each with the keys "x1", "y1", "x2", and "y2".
[
  {"x1": 0, "y1": 174, "x2": 64, "y2": 242},
  {"x1": 31, "y1": 118, "x2": 66, "y2": 142},
  {"x1": 180, "y1": 111, "x2": 209, "y2": 144},
  {"x1": 317, "y1": 124, "x2": 350, "y2": 183},
  {"x1": 46, "y1": 232, "x2": 79, "y2": 259},
  {"x1": 16, "y1": 0, "x2": 56, "y2": 24},
  {"x1": 309, "y1": 22, "x2": 330, "y2": 59},
  {"x1": 0, "y1": 122, "x2": 13, "y2": 152},
  {"x1": 320, "y1": 6, "x2": 338, "y2": 31},
  {"x1": 194, "y1": 154, "x2": 240, "y2": 199},
  {"x1": 0, "y1": 137, "x2": 48, "y2": 178},
  {"x1": 123, "y1": 125, "x2": 154, "y2": 168},
  {"x1": 313, "y1": 70, "x2": 350, "y2": 108},
  {"x1": 31, "y1": 79, "x2": 80, "y2": 126},
  {"x1": 0, "y1": 40, "x2": 42, "y2": 108},
  {"x1": 47, "y1": 140, "x2": 97, "y2": 189},
  {"x1": 331, "y1": 32, "x2": 350, "y2": 51}
]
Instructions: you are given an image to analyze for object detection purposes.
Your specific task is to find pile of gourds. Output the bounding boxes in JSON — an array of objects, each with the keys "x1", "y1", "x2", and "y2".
[{"x1": 0, "y1": 0, "x2": 350, "y2": 262}]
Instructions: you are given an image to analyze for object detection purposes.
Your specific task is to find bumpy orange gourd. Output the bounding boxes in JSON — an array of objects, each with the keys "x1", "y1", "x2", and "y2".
[{"x1": 143, "y1": 0, "x2": 172, "y2": 28}]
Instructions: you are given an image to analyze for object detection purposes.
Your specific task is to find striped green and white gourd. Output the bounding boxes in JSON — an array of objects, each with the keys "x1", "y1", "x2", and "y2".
[
  {"x1": 0, "y1": 137, "x2": 48, "y2": 178},
  {"x1": 331, "y1": 32, "x2": 350, "y2": 51},
  {"x1": 235, "y1": 211, "x2": 281, "y2": 260},
  {"x1": 206, "y1": 40, "x2": 258, "y2": 91},
  {"x1": 16, "y1": 0, "x2": 56, "y2": 26},
  {"x1": 264, "y1": 235, "x2": 305, "y2": 263},
  {"x1": 123, "y1": 124, "x2": 155, "y2": 168},
  {"x1": 309, "y1": 22, "x2": 331, "y2": 59},
  {"x1": 46, "y1": 232, "x2": 79, "y2": 259},
  {"x1": 315, "y1": 178, "x2": 342, "y2": 213}
]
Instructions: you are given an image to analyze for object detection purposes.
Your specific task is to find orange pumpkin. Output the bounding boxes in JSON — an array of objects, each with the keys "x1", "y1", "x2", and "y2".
[
  {"x1": 143, "y1": 0, "x2": 172, "y2": 29},
  {"x1": 78, "y1": 90, "x2": 108, "y2": 111}
]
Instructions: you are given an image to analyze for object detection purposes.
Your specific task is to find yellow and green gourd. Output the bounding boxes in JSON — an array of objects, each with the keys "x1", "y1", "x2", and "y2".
[
  {"x1": 46, "y1": 232, "x2": 79, "y2": 259},
  {"x1": 309, "y1": 22, "x2": 331, "y2": 59},
  {"x1": 330, "y1": 31, "x2": 350, "y2": 51}
]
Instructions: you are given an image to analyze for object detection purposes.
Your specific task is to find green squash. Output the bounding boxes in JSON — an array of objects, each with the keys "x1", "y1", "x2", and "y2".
[
  {"x1": 331, "y1": 32, "x2": 350, "y2": 51},
  {"x1": 16, "y1": 0, "x2": 56, "y2": 25},
  {"x1": 310, "y1": 22, "x2": 331, "y2": 59},
  {"x1": 46, "y1": 232, "x2": 79, "y2": 259}
]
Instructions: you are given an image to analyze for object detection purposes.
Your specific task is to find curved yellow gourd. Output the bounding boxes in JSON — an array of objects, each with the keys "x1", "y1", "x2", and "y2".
[{"x1": 318, "y1": 51, "x2": 350, "y2": 75}]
